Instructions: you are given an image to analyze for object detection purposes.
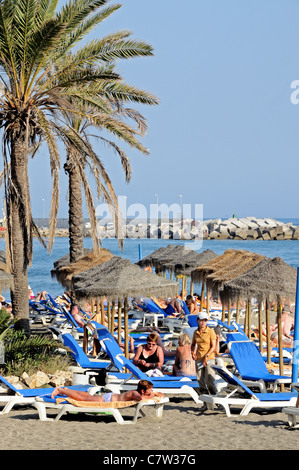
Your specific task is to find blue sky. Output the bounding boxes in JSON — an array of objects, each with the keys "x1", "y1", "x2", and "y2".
[{"x1": 28, "y1": 0, "x2": 299, "y2": 221}]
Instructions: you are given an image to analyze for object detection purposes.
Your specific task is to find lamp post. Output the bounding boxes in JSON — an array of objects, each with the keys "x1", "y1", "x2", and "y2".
[
  {"x1": 179, "y1": 194, "x2": 183, "y2": 226},
  {"x1": 154, "y1": 193, "x2": 159, "y2": 223},
  {"x1": 42, "y1": 198, "x2": 45, "y2": 225}
]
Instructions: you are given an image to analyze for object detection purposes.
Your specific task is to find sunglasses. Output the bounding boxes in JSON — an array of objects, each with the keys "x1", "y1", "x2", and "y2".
[{"x1": 147, "y1": 342, "x2": 156, "y2": 345}]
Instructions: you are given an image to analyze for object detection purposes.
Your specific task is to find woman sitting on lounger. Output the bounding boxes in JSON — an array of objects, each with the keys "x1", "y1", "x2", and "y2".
[
  {"x1": 133, "y1": 332, "x2": 164, "y2": 373},
  {"x1": 173, "y1": 333, "x2": 196, "y2": 376},
  {"x1": 51, "y1": 379, "x2": 164, "y2": 402}
]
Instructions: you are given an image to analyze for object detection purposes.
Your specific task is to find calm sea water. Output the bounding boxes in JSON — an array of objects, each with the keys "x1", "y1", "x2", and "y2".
[{"x1": 0, "y1": 233, "x2": 298, "y2": 299}]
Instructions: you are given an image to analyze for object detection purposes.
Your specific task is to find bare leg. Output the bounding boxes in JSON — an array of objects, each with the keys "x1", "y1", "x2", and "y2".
[{"x1": 51, "y1": 386, "x2": 104, "y2": 402}]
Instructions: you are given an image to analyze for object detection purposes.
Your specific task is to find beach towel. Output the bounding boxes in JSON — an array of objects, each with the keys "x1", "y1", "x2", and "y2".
[{"x1": 55, "y1": 396, "x2": 162, "y2": 408}]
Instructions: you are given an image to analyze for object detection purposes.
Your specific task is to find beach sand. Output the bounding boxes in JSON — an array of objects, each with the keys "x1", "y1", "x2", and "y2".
[{"x1": 0, "y1": 394, "x2": 298, "y2": 451}]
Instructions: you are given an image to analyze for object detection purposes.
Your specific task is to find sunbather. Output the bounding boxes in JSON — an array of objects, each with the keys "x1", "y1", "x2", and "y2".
[
  {"x1": 185, "y1": 295, "x2": 199, "y2": 315},
  {"x1": 51, "y1": 379, "x2": 164, "y2": 402},
  {"x1": 70, "y1": 304, "x2": 85, "y2": 327},
  {"x1": 173, "y1": 333, "x2": 196, "y2": 376},
  {"x1": 133, "y1": 332, "x2": 164, "y2": 372}
]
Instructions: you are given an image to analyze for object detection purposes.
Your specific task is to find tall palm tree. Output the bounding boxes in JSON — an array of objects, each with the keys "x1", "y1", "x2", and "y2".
[
  {"x1": 64, "y1": 78, "x2": 157, "y2": 264},
  {"x1": 0, "y1": 0, "x2": 157, "y2": 334}
]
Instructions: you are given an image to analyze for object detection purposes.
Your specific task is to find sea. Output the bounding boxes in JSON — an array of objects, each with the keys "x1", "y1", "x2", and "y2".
[{"x1": 0, "y1": 217, "x2": 299, "y2": 299}]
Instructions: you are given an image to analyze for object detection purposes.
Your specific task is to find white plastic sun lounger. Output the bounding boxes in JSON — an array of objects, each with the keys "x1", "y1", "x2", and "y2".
[
  {"x1": 181, "y1": 365, "x2": 297, "y2": 417},
  {"x1": 282, "y1": 383, "x2": 299, "y2": 428},
  {"x1": 0, "y1": 374, "x2": 94, "y2": 415},
  {"x1": 33, "y1": 392, "x2": 169, "y2": 424}
]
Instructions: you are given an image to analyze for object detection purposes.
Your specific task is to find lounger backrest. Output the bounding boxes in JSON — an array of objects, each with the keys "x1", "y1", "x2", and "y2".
[
  {"x1": 228, "y1": 340, "x2": 268, "y2": 377},
  {"x1": 61, "y1": 306, "x2": 81, "y2": 328},
  {"x1": 142, "y1": 298, "x2": 165, "y2": 314},
  {"x1": 226, "y1": 332, "x2": 248, "y2": 342},
  {"x1": 212, "y1": 365, "x2": 255, "y2": 396},
  {"x1": 96, "y1": 327, "x2": 148, "y2": 380},
  {"x1": 0, "y1": 374, "x2": 19, "y2": 393},
  {"x1": 61, "y1": 333, "x2": 90, "y2": 363},
  {"x1": 181, "y1": 301, "x2": 190, "y2": 316}
]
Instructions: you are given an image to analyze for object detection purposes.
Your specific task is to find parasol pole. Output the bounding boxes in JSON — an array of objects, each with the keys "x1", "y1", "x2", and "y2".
[
  {"x1": 221, "y1": 300, "x2": 226, "y2": 323},
  {"x1": 247, "y1": 297, "x2": 252, "y2": 339},
  {"x1": 244, "y1": 299, "x2": 248, "y2": 337},
  {"x1": 200, "y1": 279, "x2": 205, "y2": 312},
  {"x1": 265, "y1": 297, "x2": 271, "y2": 364},
  {"x1": 236, "y1": 296, "x2": 240, "y2": 324},
  {"x1": 124, "y1": 296, "x2": 129, "y2": 359},
  {"x1": 117, "y1": 298, "x2": 122, "y2": 345},
  {"x1": 111, "y1": 300, "x2": 116, "y2": 334},
  {"x1": 258, "y1": 299, "x2": 263, "y2": 353},
  {"x1": 292, "y1": 268, "x2": 299, "y2": 384},
  {"x1": 276, "y1": 295, "x2": 284, "y2": 389},
  {"x1": 227, "y1": 298, "x2": 231, "y2": 325}
]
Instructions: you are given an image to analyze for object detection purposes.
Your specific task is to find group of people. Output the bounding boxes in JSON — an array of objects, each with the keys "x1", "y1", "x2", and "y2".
[
  {"x1": 132, "y1": 311, "x2": 218, "y2": 395},
  {"x1": 51, "y1": 309, "x2": 218, "y2": 403},
  {"x1": 253, "y1": 305, "x2": 295, "y2": 347}
]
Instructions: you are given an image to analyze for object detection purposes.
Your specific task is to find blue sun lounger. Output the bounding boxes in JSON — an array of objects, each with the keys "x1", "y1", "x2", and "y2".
[
  {"x1": 227, "y1": 340, "x2": 291, "y2": 391},
  {"x1": 187, "y1": 364, "x2": 297, "y2": 417},
  {"x1": 94, "y1": 327, "x2": 203, "y2": 397},
  {"x1": 60, "y1": 333, "x2": 111, "y2": 371}
]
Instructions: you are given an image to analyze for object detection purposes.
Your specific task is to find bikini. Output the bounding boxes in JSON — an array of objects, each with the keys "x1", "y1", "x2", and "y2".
[{"x1": 103, "y1": 392, "x2": 114, "y2": 402}]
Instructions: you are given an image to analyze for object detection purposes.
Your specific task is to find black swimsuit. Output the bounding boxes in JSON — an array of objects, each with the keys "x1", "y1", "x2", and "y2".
[{"x1": 138, "y1": 346, "x2": 159, "y2": 372}]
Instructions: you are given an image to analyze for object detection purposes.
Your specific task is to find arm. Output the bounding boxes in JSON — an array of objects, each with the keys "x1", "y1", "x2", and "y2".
[
  {"x1": 156, "y1": 345, "x2": 164, "y2": 369},
  {"x1": 173, "y1": 348, "x2": 180, "y2": 375},
  {"x1": 191, "y1": 335, "x2": 197, "y2": 361},
  {"x1": 202, "y1": 337, "x2": 216, "y2": 366},
  {"x1": 133, "y1": 346, "x2": 146, "y2": 367}
]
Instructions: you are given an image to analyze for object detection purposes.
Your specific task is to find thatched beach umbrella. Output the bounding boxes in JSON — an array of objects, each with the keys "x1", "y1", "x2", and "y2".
[
  {"x1": 72, "y1": 256, "x2": 179, "y2": 357},
  {"x1": 0, "y1": 249, "x2": 13, "y2": 292},
  {"x1": 136, "y1": 244, "x2": 188, "y2": 273},
  {"x1": 163, "y1": 249, "x2": 218, "y2": 275},
  {"x1": 191, "y1": 250, "x2": 248, "y2": 314},
  {"x1": 51, "y1": 248, "x2": 114, "y2": 289},
  {"x1": 0, "y1": 269, "x2": 14, "y2": 292},
  {"x1": 162, "y1": 248, "x2": 218, "y2": 297},
  {"x1": 73, "y1": 256, "x2": 179, "y2": 301},
  {"x1": 221, "y1": 257, "x2": 297, "y2": 304},
  {"x1": 221, "y1": 257, "x2": 297, "y2": 374},
  {"x1": 205, "y1": 251, "x2": 266, "y2": 323}
]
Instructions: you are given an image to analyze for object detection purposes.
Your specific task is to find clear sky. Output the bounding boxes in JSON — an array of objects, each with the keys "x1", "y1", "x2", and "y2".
[{"x1": 27, "y1": 0, "x2": 299, "y2": 221}]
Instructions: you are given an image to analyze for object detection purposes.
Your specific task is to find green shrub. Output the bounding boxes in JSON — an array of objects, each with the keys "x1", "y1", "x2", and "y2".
[{"x1": 0, "y1": 311, "x2": 73, "y2": 376}]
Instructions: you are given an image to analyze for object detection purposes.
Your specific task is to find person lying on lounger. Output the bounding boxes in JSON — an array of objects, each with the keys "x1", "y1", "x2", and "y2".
[{"x1": 51, "y1": 379, "x2": 164, "y2": 403}]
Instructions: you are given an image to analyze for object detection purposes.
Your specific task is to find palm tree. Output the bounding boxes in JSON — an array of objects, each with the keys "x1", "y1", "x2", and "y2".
[
  {"x1": 0, "y1": 0, "x2": 157, "y2": 334},
  {"x1": 63, "y1": 77, "x2": 157, "y2": 264}
]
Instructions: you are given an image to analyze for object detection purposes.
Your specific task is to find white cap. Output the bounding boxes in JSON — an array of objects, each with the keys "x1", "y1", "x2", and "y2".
[{"x1": 197, "y1": 312, "x2": 209, "y2": 320}]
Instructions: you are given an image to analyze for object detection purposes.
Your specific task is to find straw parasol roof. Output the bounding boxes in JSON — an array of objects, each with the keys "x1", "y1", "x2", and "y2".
[
  {"x1": 0, "y1": 269, "x2": 14, "y2": 291},
  {"x1": 164, "y1": 249, "x2": 218, "y2": 276},
  {"x1": 0, "y1": 249, "x2": 13, "y2": 291},
  {"x1": 72, "y1": 256, "x2": 179, "y2": 302},
  {"x1": 191, "y1": 249, "x2": 247, "y2": 284},
  {"x1": 205, "y1": 251, "x2": 266, "y2": 297},
  {"x1": 51, "y1": 248, "x2": 114, "y2": 288},
  {"x1": 136, "y1": 244, "x2": 189, "y2": 272},
  {"x1": 220, "y1": 256, "x2": 297, "y2": 304}
]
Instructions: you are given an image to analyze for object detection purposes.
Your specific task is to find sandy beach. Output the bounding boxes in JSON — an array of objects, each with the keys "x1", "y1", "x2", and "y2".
[{"x1": 0, "y1": 393, "x2": 298, "y2": 452}]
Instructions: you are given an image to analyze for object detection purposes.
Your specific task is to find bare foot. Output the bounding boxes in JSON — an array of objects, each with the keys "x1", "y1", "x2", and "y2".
[{"x1": 51, "y1": 386, "x2": 62, "y2": 399}]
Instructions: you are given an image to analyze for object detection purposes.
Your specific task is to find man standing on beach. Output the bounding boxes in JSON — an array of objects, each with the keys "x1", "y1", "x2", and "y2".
[{"x1": 191, "y1": 312, "x2": 217, "y2": 395}]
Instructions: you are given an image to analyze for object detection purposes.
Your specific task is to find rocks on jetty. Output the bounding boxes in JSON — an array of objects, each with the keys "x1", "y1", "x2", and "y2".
[
  {"x1": 95, "y1": 217, "x2": 299, "y2": 241},
  {"x1": 24, "y1": 216, "x2": 299, "y2": 240}
]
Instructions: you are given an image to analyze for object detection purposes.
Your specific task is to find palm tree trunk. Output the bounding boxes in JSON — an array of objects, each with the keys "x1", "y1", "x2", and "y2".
[
  {"x1": 65, "y1": 155, "x2": 84, "y2": 305},
  {"x1": 67, "y1": 163, "x2": 84, "y2": 263},
  {"x1": 9, "y1": 134, "x2": 31, "y2": 336}
]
